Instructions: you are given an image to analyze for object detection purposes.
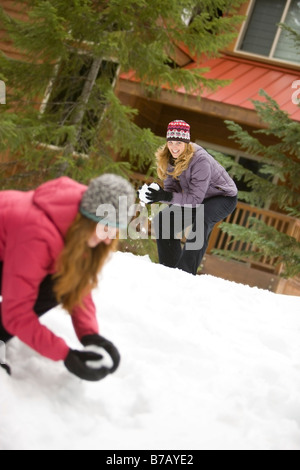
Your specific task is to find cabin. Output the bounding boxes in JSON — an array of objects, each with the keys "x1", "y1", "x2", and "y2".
[{"x1": 1, "y1": 0, "x2": 300, "y2": 295}]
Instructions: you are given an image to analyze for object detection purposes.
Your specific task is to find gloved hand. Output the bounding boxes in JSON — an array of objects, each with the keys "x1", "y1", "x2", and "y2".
[
  {"x1": 81, "y1": 334, "x2": 121, "y2": 374},
  {"x1": 138, "y1": 183, "x2": 161, "y2": 205},
  {"x1": 146, "y1": 186, "x2": 173, "y2": 204},
  {"x1": 0, "y1": 362, "x2": 11, "y2": 376},
  {"x1": 64, "y1": 349, "x2": 111, "y2": 382}
]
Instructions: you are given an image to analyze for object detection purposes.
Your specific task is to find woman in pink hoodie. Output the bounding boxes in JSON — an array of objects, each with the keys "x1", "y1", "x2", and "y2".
[{"x1": 0, "y1": 174, "x2": 135, "y2": 381}]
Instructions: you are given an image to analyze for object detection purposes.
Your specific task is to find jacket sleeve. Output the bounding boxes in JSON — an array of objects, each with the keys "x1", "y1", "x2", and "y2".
[
  {"x1": 1, "y1": 235, "x2": 70, "y2": 362},
  {"x1": 171, "y1": 158, "x2": 211, "y2": 206},
  {"x1": 71, "y1": 292, "x2": 99, "y2": 342}
]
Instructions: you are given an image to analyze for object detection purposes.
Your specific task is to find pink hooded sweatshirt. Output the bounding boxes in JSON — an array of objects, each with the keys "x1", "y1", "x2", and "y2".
[{"x1": 0, "y1": 177, "x2": 99, "y2": 361}]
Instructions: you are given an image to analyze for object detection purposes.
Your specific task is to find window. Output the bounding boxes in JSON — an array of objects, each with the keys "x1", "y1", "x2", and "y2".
[
  {"x1": 196, "y1": 140, "x2": 275, "y2": 208},
  {"x1": 41, "y1": 52, "x2": 119, "y2": 154},
  {"x1": 182, "y1": 6, "x2": 223, "y2": 26},
  {"x1": 237, "y1": 0, "x2": 300, "y2": 64},
  {"x1": 237, "y1": 156, "x2": 273, "y2": 194}
]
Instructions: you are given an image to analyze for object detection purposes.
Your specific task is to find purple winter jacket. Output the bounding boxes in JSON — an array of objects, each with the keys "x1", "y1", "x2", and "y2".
[{"x1": 163, "y1": 143, "x2": 238, "y2": 207}]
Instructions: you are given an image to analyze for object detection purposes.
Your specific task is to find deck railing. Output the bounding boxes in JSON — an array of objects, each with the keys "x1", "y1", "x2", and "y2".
[{"x1": 207, "y1": 201, "x2": 300, "y2": 275}]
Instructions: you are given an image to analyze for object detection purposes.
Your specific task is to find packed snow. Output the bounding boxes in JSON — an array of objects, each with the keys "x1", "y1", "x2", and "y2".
[
  {"x1": 138, "y1": 182, "x2": 160, "y2": 205},
  {"x1": 1, "y1": 251, "x2": 300, "y2": 450}
]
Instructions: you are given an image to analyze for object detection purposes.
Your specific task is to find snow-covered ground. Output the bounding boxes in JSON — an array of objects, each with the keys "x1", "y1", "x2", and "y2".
[{"x1": 1, "y1": 251, "x2": 300, "y2": 450}]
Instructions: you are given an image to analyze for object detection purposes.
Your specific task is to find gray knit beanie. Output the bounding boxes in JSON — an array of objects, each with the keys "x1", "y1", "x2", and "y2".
[{"x1": 80, "y1": 174, "x2": 136, "y2": 229}]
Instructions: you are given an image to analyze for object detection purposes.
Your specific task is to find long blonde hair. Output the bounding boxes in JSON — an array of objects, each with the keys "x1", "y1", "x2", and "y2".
[
  {"x1": 156, "y1": 143, "x2": 195, "y2": 181},
  {"x1": 53, "y1": 213, "x2": 118, "y2": 314}
]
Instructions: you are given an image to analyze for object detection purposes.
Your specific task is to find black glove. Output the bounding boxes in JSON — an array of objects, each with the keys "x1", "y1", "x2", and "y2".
[
  {"x1": 81, "y1": 334, "x2": 121, "y2": 374},
  {"x1": 0, "y1": 362, "x2": 11, "y2": 376},
  {"x1": 64, "y1": 349, "x2": 111, "y2": 382},
  {"x1": 145, "y1": 186, "x2": 173, "y2": 204}
]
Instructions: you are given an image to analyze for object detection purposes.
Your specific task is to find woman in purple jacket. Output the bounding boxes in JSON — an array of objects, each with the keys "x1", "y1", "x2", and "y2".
[{"x1": 145, "y1": 120, "x2": 238, "y2": 275}]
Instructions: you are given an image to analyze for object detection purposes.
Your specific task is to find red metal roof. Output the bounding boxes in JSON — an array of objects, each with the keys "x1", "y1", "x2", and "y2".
[{"x1": 120, "y1": 55, "x2": 300, "y2": 122}]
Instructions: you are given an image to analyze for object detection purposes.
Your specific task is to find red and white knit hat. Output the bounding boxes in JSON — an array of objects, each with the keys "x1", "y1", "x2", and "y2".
[{"x1": 166, "y1": 120, "x2": 191, "y2": 143}]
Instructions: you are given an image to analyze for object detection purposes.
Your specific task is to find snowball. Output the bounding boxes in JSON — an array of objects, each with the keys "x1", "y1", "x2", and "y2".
[
  {"x1": 138, "y1": 182, "x2": 160, "y2": 205},
  {"x1": 84, "y1": 345, "x2": 113, "y2": 369}
]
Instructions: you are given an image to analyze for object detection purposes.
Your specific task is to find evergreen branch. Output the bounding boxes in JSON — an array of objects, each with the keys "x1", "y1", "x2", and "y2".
[
  {"x1": 279, "y1": 23, "x2": 300, "y2": 51},
  {"x1": 1, "y1": 0, "x2": 245, "y2": 186}
]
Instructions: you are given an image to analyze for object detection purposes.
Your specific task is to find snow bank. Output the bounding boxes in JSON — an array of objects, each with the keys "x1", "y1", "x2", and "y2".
[{"x1": 1, "y1": 252, "x2": 300, "y2": 450}]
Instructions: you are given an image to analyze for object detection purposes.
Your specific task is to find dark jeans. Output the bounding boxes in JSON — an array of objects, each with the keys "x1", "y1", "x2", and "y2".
[
  {"x1": 153, "y1": 195, "x2": 238, "y2": 275},
  {"x1": 0, "y1": 262, "x2": 59, "y2": 343}
]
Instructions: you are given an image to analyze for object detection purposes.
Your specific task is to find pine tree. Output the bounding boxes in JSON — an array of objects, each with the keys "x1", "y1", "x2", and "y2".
[
  {"x1": 0, "y1": 0, "x2": 244, "y2": 189},
  {"x1": 211, "y1": 89, "x2": 300, "y2": 279}
]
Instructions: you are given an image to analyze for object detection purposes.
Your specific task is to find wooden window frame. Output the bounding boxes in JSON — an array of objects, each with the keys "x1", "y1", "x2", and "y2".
[
  {"x1": 38, "y1": 49, "x2": 120, "y2": 156},
  {"x1": 234, "y1": 0, "x2": 299, "y2": 66}
]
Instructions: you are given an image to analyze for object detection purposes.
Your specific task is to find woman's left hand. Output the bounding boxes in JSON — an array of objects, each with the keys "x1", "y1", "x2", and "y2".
[
  {"x1": 146, "y1": 186, "x2": 173, "y2": 204},
  {"x1": 81, "y1": 334, "x2": 121, "y2": 373}
]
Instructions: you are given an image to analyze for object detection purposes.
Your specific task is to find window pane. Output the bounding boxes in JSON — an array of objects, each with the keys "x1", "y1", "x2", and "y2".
[
  {"x1": 240, "y1": 0, "x2": 286, "y2": 56},
  {"x1": 237, "y1": 156, "x2": 273, "y2": 196},
  {"x1": 46, "y1": 53, "x2": 94, "y2": 127},
  {"x1": 45, "y1": 54, "x2": 119, "y2": 152},
  {"x1": 274, "y1": 0, "x2": 300, "y2": 63}
]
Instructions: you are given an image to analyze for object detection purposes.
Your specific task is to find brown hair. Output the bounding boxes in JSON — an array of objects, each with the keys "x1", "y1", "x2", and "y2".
[
  {"x1": 156, "y1": 143, "x2": 195, "y2": 181},
  {"x1": 53, "y1": 213, "x2": 118, "y2": 314}
]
